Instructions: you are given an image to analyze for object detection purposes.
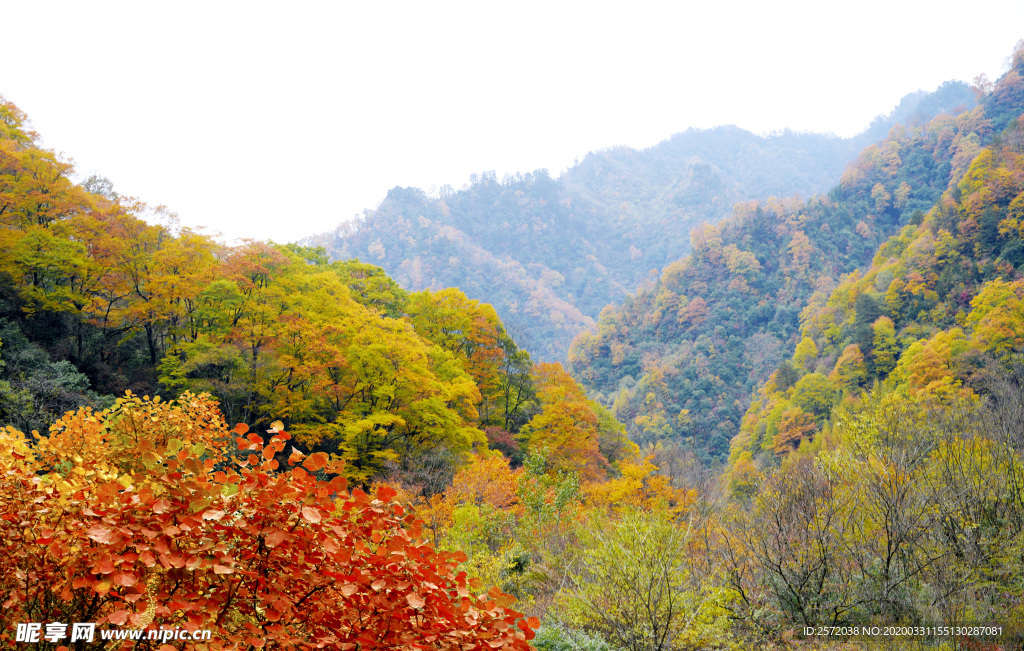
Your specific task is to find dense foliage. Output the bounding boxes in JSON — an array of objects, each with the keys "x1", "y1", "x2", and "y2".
[
  {"x1": 0, "y1": 91, "x2": 637, "y2": 648},
  {"x1": 0, "y1": 393, "x2": 538, "y2": 649},
  {"x1": 0, "y1": 93, "x2": 613, "y2": 491}
]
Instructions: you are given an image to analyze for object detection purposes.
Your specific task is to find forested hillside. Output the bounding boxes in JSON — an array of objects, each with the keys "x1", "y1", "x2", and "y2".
[
  {"x1": 731, "y1": 69, "x2": 1024, "y2": 468},
  {"x1": 708, "y1": 46, "x2": 1024, "y2": 640},
  {"x1": 309, "y1": 82, "x2": 974, "y2": 361},
  {"x1": 569, "y1": 91, "x2": 995, "y2": 460},
  {"x1": 0, "y1": 92, "x2": 645, "y2": 489}
]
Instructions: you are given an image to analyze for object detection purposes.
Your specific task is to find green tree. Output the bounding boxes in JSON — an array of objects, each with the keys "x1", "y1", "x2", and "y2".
[
  {"x1": 555, "y1": 508, "x2": 731, "y2": 651},
  {"x1": 830, "y1": 345, "x2": 867, "y2": 392},
  {"x1": 872, "y1": 316, "x2": 899, "y2": 377},
  {"x1": 790, "y1": 372, "x2": 836, "y2": 421}
]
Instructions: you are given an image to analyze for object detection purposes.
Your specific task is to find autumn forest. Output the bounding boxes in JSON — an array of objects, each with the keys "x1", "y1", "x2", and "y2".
[{"x1": 4, "y1": 42, "x2": 1024, "y2": 651}]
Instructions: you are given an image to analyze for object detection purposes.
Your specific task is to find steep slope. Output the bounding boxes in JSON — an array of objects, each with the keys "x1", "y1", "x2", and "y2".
[
  {"x1": 712, "y1": 50, "x2": 1024, "y2": 634},
  {"x1": 310, "y1": 83, "x2": 974, "y2": 361},
  {"x1": 569, "y1": 90, "x2": 998, "y2": 460},
  {"x1": 732, "y1": 59, "x2": 1024, "y2": 467}
]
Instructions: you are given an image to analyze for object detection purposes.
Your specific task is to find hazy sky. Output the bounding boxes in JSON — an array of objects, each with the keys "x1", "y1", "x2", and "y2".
[{"x1": 3, "y1": 2, "x2": 1022, "y2": 243}]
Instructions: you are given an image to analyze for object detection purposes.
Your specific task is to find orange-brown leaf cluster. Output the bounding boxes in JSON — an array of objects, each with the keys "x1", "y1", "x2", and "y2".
[{"x1": 0, "y1": 393, "x2": 534, "y2": 649}]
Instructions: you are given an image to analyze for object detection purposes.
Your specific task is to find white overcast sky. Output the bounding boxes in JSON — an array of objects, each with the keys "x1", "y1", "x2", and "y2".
[{"x1": 2, "y1": 1, "x2": 1022, "y2": 243}]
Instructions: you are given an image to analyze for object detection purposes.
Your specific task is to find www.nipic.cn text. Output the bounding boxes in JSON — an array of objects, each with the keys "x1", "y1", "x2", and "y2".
[{"x1": 15, "y1": 622, "x2": 213, "y2": 643}]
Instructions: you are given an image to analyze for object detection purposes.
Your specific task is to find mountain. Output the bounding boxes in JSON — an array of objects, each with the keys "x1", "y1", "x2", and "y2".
[
  {"x1": 708, "y1": 47, "x2": 1024, "y2": 635},
  {"x1": 568, "y1": 81, "x2": 1006, "y2": 460},
  {"x1": 308, "y1": 83, "x2": 975, "y2": 361},
  {"x1": 731, "y1": 60, "x2": 1024, "y2": 468}
]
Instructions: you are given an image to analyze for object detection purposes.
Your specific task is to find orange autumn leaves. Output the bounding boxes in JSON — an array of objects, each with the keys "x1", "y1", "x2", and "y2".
[
  {"x1": 0, "y1": 393, "x2": 536, "y2": 649},
  {"x1": 521, "y1": 363, "x2": 607, "y2": 481}
]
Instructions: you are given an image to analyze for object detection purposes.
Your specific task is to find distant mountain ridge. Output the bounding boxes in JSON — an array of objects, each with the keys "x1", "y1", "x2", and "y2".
[{"x1": 309, "y1": 82, "x2": 975, "y2": 360}]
